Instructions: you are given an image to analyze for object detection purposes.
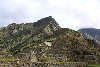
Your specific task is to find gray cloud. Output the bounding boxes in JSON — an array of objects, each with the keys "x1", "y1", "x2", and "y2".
[{"x1": 0, "y1": 0, "x2": 100, "y2": 30}]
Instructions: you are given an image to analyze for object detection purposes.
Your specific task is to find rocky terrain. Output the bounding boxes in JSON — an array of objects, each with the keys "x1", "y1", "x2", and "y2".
[{"x1": 0, "y1": 16, "x2": 100, "y2": 67}]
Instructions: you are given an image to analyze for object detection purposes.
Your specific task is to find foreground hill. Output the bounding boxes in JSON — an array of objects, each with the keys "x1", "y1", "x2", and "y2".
[
  {"x1": 0, "y1": 16, "x2": 100, "y2": 67},
  {"x1": 0, "y1": 16, "x2": 60, "y2": 55}
]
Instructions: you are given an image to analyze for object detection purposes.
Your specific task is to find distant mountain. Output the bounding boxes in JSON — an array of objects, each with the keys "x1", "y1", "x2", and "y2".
[
  {"x1": 0, "y1": 17, "x2": 100, "y2": 67},
  {"x1": 78, "y1": 28, "x2": 100, "y2": 41}
]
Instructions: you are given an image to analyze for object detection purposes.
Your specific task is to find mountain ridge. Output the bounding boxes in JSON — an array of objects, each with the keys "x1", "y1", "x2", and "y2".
[{"x1": 0, "y1": 16, "x2": 100, "y2": 67}]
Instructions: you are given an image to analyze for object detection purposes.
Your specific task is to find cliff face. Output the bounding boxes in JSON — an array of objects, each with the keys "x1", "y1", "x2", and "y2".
[{"x1": 0, "y1": 16, "x2": 100, "y2": 67}]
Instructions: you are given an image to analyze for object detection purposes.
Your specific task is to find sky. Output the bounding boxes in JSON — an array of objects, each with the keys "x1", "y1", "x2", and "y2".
[{"x1": 0, "y1": 0, "x2": 100, "y2": 30}]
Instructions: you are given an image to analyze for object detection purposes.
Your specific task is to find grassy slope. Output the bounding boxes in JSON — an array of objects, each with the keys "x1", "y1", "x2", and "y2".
[{"x1": 88, "y1": 64, "x2": 100, "y2": 67}]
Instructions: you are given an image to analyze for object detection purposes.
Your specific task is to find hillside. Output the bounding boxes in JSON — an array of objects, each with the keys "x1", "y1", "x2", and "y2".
[
  {"x1": 0, "y1": 16, "x2": 60, "y2": 55},
  {"x1": 0, "y1": 16, "x2": 100, "y2": 67}
]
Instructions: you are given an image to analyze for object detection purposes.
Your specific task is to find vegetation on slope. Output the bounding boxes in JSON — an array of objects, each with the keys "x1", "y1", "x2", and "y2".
[
  {"x1": 0, "y1": 16, "x2": 100, "y2": 67},
  {"x1": 0, "y1": 16, "x2": 60, "y2": 55}
]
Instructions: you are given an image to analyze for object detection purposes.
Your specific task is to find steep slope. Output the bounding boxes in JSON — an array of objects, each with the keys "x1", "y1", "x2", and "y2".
[
  {"x1": 51, "y1": 28, "x2": 100, "y2": 63},
  {"x1": 36, "y1": 28, "x2": 100, "y2": 64}
]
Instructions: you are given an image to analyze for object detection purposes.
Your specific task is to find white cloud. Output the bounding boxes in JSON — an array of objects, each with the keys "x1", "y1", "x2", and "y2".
[
  {"x1": 53, "y1": 14, "x2": 80, "y2": 30},
  {"x1": 4, "y1": 0, "x2": 40, "y2": 14},
  {"x1": 48, "y1": 0, "x2": 69, "y2": 8},
  {"x1": 47, "y1": 0, "x2": 100, "y2": 30},
  {"x1": 0, "y1": 0, "x2": 100, "y2": 30}
]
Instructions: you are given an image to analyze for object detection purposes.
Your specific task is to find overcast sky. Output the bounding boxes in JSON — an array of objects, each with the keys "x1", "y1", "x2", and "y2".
[{"x1": 0, "y1": 0, "x2": 100, "y2": 30}]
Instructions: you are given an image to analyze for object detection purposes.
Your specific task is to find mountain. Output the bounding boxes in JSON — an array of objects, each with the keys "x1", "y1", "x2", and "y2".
[
  {"x1": 0, "y1": 17, "x2": 100, "y2": 67},
  {"x1": 0, "y1": 16, "x2": 60, "y2": 55},
  {"x1": 78, "y1": 28, "x2": 100, "y2": 41}
]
